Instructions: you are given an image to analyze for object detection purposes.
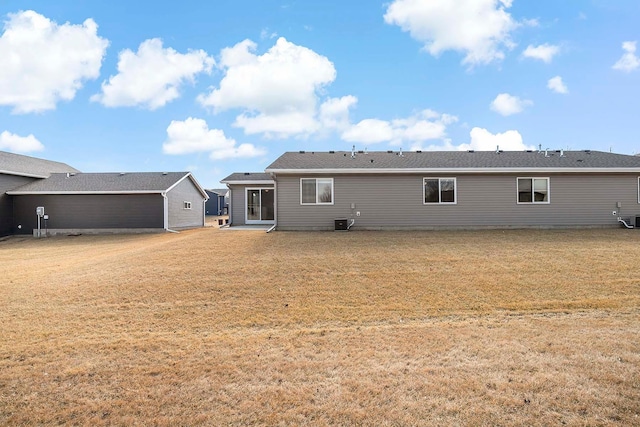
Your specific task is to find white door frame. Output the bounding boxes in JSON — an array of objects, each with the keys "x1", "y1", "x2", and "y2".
[{"x1": 245, "y1": 187, "x2": 275, "y2": 224}]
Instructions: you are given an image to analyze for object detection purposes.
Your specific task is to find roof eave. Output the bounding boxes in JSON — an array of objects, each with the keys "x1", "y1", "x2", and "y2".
[
  {"x1": 0, "y1": 170, "x2": 48, "y2": 179},
  {"x1": 265, "y1": 167, "x2": 640, "y2": 174},
  {"x1": 6, "y1": 190, "x2": 165, "y2": 195},
  {"x1": 220, "y1": 179, "x2": 275, "y2": 185}
]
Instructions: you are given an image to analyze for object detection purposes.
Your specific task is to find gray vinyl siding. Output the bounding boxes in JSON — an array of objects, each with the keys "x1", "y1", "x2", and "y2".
[
  {"x1": 275, "y1": 173, "x2": 640, "y2": 230},
  {"x1": 228, "y1": 184, "x2": 275, "y2": 225},
  {"x1": 167, "y1": 177, "x2": 205, "y2": 229},
  {"x1": 12, "y1": 194, "x2": 164, "y2": 234},
  {"x1": 0, "y1": 174, "x2": 36, "y2": 236}
]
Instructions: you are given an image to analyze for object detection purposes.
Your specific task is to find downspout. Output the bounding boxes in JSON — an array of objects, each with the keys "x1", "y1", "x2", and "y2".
[
  {"x1": 227, "y1": 186, "x2": 232, "y2": 226},
  {"x1": 162, "y1": 192, "x2": 179, "y2": 233},
  {"x1": 202, "y1": 199, "x2": 206, "y2": 227},
  {"x1": 618, "y1": 217, "x2": 634, "y2": 229},
  {"x1": 266, "y1": 175, "x2": 277, "y2": 233}
]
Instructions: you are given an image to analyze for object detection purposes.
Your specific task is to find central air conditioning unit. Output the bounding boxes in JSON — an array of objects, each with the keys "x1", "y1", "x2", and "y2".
[{"x1": 334, "y1": 218, "x2": 348, "y2": 231}]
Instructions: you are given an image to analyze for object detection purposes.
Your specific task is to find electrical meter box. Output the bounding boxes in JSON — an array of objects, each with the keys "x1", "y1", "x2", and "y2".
[{"x1": 36, "y1": 207, "x2": 45, "y2": 217}]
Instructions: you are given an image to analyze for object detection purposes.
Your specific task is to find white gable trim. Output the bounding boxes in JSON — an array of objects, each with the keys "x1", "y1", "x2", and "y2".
[
  {"x1": 0, "y1": 170, "x2": 48, "y2": 179},
  {"x1": 166, "y1": 172, "x2": 209, "y2": 199}
]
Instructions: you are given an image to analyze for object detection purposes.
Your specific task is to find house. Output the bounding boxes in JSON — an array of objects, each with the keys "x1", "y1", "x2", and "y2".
[
  {"x1": 0, "y1": 151, "x2": 79, "y2": 236},
  {"x1": 220, "y1": 173, "x2": 275, "y2": 226},
  {"x1": 205, "y1": 188, "x2": 229, "y2": 216},
  {"x1": 222, "y1": 149, "x2": 640, "y2": 230},
  {"x1": 1, "y1": 150, "x2": 208, "y2": 236}
]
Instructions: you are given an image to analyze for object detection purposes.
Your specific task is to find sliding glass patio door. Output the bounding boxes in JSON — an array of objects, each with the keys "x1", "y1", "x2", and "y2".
[{"x1": 246, "y1": 188, "x2": 275, "y2": 224}]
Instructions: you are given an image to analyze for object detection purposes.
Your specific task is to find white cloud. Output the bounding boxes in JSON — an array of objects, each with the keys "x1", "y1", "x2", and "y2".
[
  {"x1": 162, "y1": 117, "x2": 266, "y2": 160},
  {"x1": 0, "y1": 10, "x2": 108, "y2": 114},
  {"x1": 490, "y1": 93, "x2": 532, "y2": 116},
  {"x1": 547, "y1": 76, "x2": 568, "y2": 94},
  {"x1": 341, "y1": 110, "x2": 457, "y2": 145},
  {"x1": 0, "y1": 131, "x2": 44, "y2": 152},
  {"x1": 341, "y1": 119, "x2": 395, "y2": 144},
  {"x1": 384, "y1": 0, "x2": 518, "y2": 66},
  {"x1": 612, "y1": 41, "x2": 640, "y2": 72},
  {"x1": 409, "y1": 127, "x2": 532, "y2": 152},
  {"x1": 92, "y1": 38, "x2": 214, "y2": 109},
  {"x1": 198, "y1": 37, "x2": 337, "y2": 138},
  {"x1": 319, "y1": 95, "x2": 358, "y2": 132},
  {"x1": 463, "y1": 127, "x2": 532, "y2": 151},
  {"x1": 522, "y1": 43, "x2": 560, "y2": 63}
]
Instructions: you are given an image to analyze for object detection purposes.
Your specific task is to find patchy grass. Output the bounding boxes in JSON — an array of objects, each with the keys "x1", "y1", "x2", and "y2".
[{"x1": 1, "y1": 228, "x2": 639, "y2": 425}]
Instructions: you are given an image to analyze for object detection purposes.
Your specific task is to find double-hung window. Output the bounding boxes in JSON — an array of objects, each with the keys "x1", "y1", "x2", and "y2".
[
  {"x1": 424, "y1": 178, "x2": 456, "y2": 204},
  {"x1": 301, "y1": 178, "x2": 334, "y2": 205},
  {"x1": 517, "y1": 178, "x2": 549, "y2": 203}
]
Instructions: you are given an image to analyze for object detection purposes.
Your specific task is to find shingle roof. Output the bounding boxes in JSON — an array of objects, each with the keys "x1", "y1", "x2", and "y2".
[
  {"x1": 265, "y1": 150, "x2": 640, "y2": 172},
  {"x1": 220, "y1": 172, "x2": 274, "y2": 183},
  {"x1": 0, "y1": 150, "x2": 79, "y2": 178},
  {"x1": 206, "y1": 188, "x2": 229, "y2": 197},
  {"x1": 7, "y1": 172, "x2": 199, "y2": 194}
]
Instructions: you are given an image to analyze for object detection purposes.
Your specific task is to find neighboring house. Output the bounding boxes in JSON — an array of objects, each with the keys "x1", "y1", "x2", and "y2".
[
  {"x1": 0, "y1": 151, "x2": 79, "y2": 236},
  {"x1": 0, "y1": 150, "x2": 208, "y2": 236},
  {"x1": 222, "y1": 149, "x2": 640, "y2": 230},
  {"x1": 220, "y1": 173, "x2": 275, "y2": 226},
  {"x1": 205, "y1": 188, "x2": 229, "y2": 216}
]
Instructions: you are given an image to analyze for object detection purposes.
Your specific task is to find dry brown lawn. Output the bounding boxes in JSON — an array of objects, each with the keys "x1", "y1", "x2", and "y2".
[{"x1": 1, "y1": 228, "x2": 639, "y2": 426}]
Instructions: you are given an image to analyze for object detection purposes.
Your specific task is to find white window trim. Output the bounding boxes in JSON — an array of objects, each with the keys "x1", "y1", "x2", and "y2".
[
  {"x1": 183, "y1": 201, "x2": 192, "y2": 209},
  {"x1": 300, "y1": 178, "x2": 334, "y2": 205},
  {"x1": 423, "y1": 177, "x2": 457, "y2": 205},
  {"x1": 516, "y1": 177, "x2": 550, "y2": 204}
]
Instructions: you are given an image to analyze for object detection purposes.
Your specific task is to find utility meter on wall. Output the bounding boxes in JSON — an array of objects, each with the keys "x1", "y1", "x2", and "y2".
[{"x1": 36, "y1": 207, "x2": 45, "y2": 217}]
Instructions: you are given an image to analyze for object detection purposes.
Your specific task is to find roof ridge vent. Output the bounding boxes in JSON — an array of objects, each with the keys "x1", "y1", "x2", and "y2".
[
  {"x1": 468, "y1": 150, "x2": 474, "y2": 153},
  {"x1": 162, "y1": 172, "x2": 168, "y2": 175},
  {"x1": 119, "y1": 172, "x2": 126, "y2": 176},
  {"x1": 244, "y1": 172, "x2": 250, "y2": 175}
]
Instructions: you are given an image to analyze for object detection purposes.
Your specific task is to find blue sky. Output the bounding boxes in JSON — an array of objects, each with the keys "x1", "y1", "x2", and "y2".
[{"x1": 1, "y1": 0, "x2": 639, "y2": 188}]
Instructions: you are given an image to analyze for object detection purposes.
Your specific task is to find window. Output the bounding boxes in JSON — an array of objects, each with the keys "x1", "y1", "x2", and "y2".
[
  {"x1": 183, "y1": 201, "x2": 192, "y2": 209},
  {"x1": 423, "y1": 178, "x2": 456, "y2": 204},
  {"x1": 301, "y1": 178, "x2": 333, "y2": 205},
  {"x1": 517, "y1": 178, "x2": 549, "y2": 203}
]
